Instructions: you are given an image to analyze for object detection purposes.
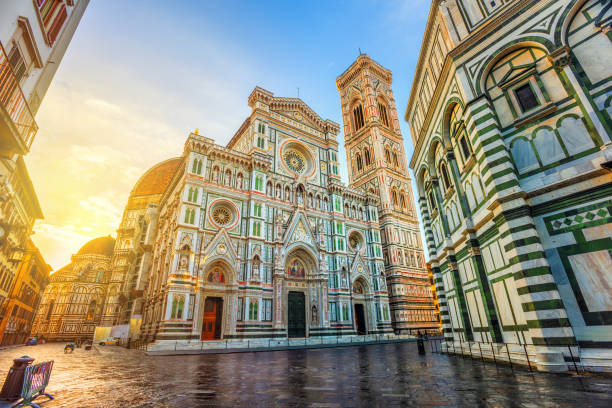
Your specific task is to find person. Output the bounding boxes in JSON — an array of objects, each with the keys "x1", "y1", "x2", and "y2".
[{"x1": 64, "y1": 343, "x2": 75, "y2": 353}]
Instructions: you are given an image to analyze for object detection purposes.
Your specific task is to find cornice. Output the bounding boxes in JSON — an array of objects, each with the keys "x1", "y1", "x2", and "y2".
[
  {"x1": 247, "y1": 86, "x2": 339, "y2": 135},
  {"x1": 336, "y1": 54, "x2": 393, "y2": 90},
  {"x1": 406, "y1": 0, "x2": 537, "y2": 160}
]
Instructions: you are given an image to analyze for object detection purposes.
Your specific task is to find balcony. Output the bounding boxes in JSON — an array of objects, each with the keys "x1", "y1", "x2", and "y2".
[{"x1": 0, "y1": 42, "x2": 38, "y2": 156}]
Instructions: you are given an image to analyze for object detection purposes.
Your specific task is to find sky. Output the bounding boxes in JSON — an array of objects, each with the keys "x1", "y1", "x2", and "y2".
[{"x1": 27, "y1": 0, "x2": 431, "y2": 270}]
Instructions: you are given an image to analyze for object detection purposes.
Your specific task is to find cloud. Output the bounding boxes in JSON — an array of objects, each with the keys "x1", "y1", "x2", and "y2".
[{"x1": 85, "y1": 98, "x2": 121, "y2": 114}]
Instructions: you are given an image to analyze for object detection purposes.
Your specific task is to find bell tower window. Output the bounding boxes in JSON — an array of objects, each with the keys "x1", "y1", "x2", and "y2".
[
  {"x1": 378, "y1": 102, "x2": 389, "y2": 127},
  {"x1": 352, "y1": 104, "x2": 365, "y2": 131}
]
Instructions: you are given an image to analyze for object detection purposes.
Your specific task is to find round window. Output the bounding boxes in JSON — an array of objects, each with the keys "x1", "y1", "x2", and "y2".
[
  {"x1": 212, "y1": 206, "x2": 232, "y2": 226},
  {"x1": 208, "y1": 200, "x2": 239, "y2": 229},
  {"x1": 348, "y1": 231, "x2": 363, "y2": 251},
  {"x1": 280, "y1": 141, "x2": 315, "y2": 177},
  {"x1": 283, "y1": 149, "x2": 306, "y2": 173}
]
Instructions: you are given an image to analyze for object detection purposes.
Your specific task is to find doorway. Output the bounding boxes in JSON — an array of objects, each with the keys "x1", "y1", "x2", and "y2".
[
  {"x1": 287, "y1": 291, "x2": 306, "y2": 338},
  {"x1": 354, "y1": 303, "x2": 366, "y2": 335},
  {"x1": 201, "y1": 297, "x2": 223, "y2": 340}
]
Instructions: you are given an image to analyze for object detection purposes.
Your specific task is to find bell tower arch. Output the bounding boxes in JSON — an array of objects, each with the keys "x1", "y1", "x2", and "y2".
[{"x1": 336, "y1": 54, "x2": 435, "y2": 334}]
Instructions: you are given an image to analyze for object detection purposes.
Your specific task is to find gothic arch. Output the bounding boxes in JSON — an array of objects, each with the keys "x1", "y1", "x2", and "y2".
[
  {"x1": 442, "y1": 99, "x2": 464, "y2": 145},
  {"x1": 476, "y1": 41, "x2": 553, "y2": 94},
  {"x1": 283, "y1": 245, "x2": 319, "y2": 277},
  {"x1": 556, "y1": 0, "x2": 590, "y2": 46},
  {"x1": 203, "y1": 258, "x2": 237, "y2": 285}
]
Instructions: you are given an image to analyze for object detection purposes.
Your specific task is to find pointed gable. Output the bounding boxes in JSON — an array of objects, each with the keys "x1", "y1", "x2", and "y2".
[
  {"x1": 202, "y1": 228, "x2": 238, "y2": 266},
  {"x1": 283, "y1": 210, "x2": 317, "y2": 251}
]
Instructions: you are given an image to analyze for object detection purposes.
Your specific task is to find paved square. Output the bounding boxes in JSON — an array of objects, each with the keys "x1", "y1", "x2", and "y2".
[{"x1": 0, "y1": 342, "x2": 610, "y2": 407}]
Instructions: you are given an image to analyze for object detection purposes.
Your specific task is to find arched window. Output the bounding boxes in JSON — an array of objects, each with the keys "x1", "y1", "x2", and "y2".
[
  {"x1": 191, "y1": 159, "x2": 198, "y2": 173},
  {"x1": 385, "y1": 148, "x2": 391, "y2": 164},
  {"x1": 393, "y1": 151, "x2": 399, "y2": 167},
  {"x1": 87, "y1": 300, "x2": 97, "y2": 320},
  {"x1": 356, "y1": 153, "x2": 363, "y2": 171},
  {"x1": 391, "y1": 190, "x2": 398, "y2": 207},
  {"x1": 352, "y1": 103, "x2": 365, "y2": 131},
  {"x1": 254, "y1": 176, "x2": 263, "y2": 191},
  {"x1": 378, "y1": 101, "x2": 390, "y2": 127},
  {"x1": 400, "y1": 194, "x2": 406, "y2": 210},
  {"x1": 364, "y1": 148, "x2": 371, "y2": 166},
  {"x1": 46, "y1": 300, "x2": 54, "y2": 320},
  {"x1": 449, "y1": 104, "x2": 472, "y2": 162},
  {"x1": 440, "y1": 163, "x2": 451, "y2": 189},
  {"x1": 184, "y1": 208, "x2": 195, "y2": 224}
]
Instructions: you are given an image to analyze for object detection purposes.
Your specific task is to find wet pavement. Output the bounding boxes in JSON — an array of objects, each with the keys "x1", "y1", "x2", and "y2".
[{"x1": 0, "y1": 342, "x2": 610, "y2": 407}]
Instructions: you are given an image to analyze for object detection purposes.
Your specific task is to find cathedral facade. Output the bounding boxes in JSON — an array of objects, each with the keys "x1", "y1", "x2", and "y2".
[{"x1": 129, "y1": 58, "x2": 435, "y2": 343}]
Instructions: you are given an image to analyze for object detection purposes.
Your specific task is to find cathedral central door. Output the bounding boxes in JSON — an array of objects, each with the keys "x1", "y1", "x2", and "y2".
[
  {"x1": 287, "y1": 291, "x2": 306, "y2": 338},
  {"x1": 201, "y1": 297, "x2": 223, "y2": 340},
  {"x1": 354, "y1": 303, "x2": 366, "y2": 335}
]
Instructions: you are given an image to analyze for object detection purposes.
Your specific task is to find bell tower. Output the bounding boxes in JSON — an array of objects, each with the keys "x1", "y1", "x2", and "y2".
[{"x1": 336, "y1": 55, "x2": 436, "y2": 334}]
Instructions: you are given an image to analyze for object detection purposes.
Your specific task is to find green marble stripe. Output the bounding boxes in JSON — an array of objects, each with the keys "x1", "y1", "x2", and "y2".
[
  {"x1": 470, "y1": 103, "x2": 489, "y2": 116},
  {"x1": 493, "y1": 179, "x2": 520, "y2": 193},
  {"x1": 474, "y1": 112, "x2": 496, "y2": 126},
  {"x1": 532, "y1": 184, "x2": 612, "y2": 216},
  {"x1": 481, "y1": 142, "x2": 507, "y2": 159},
  {"x1": 500, "y1": 224, "x2": 536, "y2": 240},
  {"x1": 504, "y1": 236, "x2": 541, "y2": 252},
  {"x1": 508, "y1": 250, "x2": 547, "y2": 266},
  {"x1": 527, "y1": 318, "x2": 571, "y2": 329},
  {"x1": 517, "y1": 282, "x2": 558, "y2": 295},
  {"x1": 531, "y1": 337, "x2": 576, "y2": 346},
  {"x1": 480, "y1": 133, "x2": 503, "y2": 148},
  {"x1": 522, "y1": 299, "x2": 565, "y2": 312},
  {"x1": 484, "y1": 155, "x2": 512, "y2": 171},
  {"x1": 487, "y1": 168, "x2": 515, "y2": 185},
  {"x1": 513, "y1": 266, "x2": 552, "y2": 280}
]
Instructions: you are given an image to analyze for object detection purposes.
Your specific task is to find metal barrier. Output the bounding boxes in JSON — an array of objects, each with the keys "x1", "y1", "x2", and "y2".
[
  {"x1": 428, "y1": 338, "x2": 585, "y2": 374},
  {"x1": 15, "y1": 361, "x2": 54, "y2": 408}
]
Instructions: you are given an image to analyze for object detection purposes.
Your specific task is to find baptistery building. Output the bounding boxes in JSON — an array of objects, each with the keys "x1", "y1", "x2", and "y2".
[
  {"x1": 30, "y1": 236, "x2": 117, "y2": 342},
  {"x1": 117, "y1": 58, "x2": 435, "y2": 344},
  {"x1": 405, "y1": 0, "x2": 612, "y2": 371}
]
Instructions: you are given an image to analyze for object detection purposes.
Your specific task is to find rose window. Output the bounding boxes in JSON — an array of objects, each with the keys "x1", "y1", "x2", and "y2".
[
  {"x1": 209, "y1": 200, "x2": 238, "y2": 229},
  {"x1": 212, "y1": 206, "x2": 232, "y2": 226},
  {"x1": 284, "y1": 150, "x2": 306, "y2": 173}
]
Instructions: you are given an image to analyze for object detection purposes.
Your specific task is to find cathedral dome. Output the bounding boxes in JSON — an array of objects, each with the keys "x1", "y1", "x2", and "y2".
[
  {"x1": 131, "y1": 157, "x2": 182, "y2": 197},
  {"x1": 76, "y1": 236, "x2": 116, "y2": 257}
]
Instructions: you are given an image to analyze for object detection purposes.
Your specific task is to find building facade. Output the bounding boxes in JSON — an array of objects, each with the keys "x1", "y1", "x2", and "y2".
[
  {"x1": 134, "y1": 86, "x2": 403, "y2": 343},
  {"x1": 111, "y1": 158, "x2": 181, "y2": 326},
  {"x1": 0, "y1": 238, "x2": 50, "y2": 345},
  {"x1": 337, "y1": 55, "x2": 437, "y2": 334},
  {"x1": 406, "y1": 0, "x2": 612, "y2": 370},
  {"x1": 0, "y1": 0, "x2": 89, "y2": 342},
  {"x1": 31, "y1": 236, "x2": 117, "y2": 342}
]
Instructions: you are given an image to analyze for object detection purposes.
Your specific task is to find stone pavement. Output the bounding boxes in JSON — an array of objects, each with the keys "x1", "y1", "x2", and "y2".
[{"x1": 0, "y1": 342, "x2": 610, "y2": 407}]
